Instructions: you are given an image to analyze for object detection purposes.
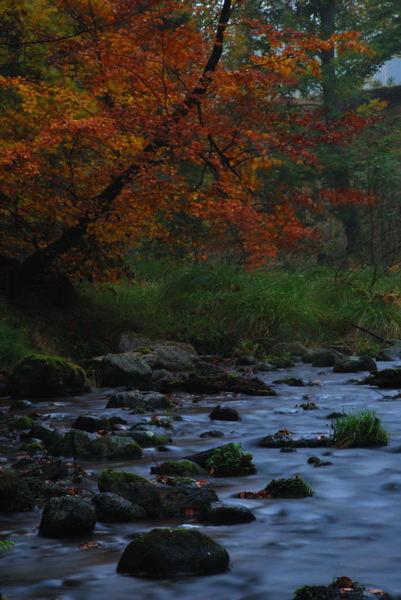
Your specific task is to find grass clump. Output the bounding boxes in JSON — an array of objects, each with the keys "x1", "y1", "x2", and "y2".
[{"x1": 333, "y1": 409, "x2": 388, "y2": 448}]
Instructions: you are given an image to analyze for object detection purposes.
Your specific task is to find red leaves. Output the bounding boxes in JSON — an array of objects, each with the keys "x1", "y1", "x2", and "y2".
[{"x1": 237, "y1": 489, "x2": 271, "y2": 499}]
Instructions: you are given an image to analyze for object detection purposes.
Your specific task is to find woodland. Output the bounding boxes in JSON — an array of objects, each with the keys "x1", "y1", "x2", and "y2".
[{"x1": 3, "y1": 3, "x2": 401, "y2": 600}]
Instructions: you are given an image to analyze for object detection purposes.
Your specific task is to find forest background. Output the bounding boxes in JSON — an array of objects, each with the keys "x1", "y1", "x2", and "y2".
[{"x1": 1, "y1": 0, "x2": 401, "y2": 369}]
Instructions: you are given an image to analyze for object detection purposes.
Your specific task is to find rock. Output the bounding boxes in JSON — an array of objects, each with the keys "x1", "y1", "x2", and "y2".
[
  {"x1": 7, "y1": 354, "x2": 89, "y2": 398},
  {"x1": 235, "y1": 355, "x2": 257, "y2": 366},
  {"x1": 272, "y1": 377, "x2": 305, "y2": 386},
  {"x1": 361, "y1": 368, "x2": 401, "y2": 388},
  {"x1": 98, "y1": 469, "x2": 161, "y2": 515},
  {"x1": 265, "y1": 477, "x2": 314, "y2": 498},
  {"x1": 376, "y1": 340, "x2": 401, "y2": 361},
  {"x1": 198, "y1": 502, "x2": 255, "y2": 525},
  {"x1": 0, "y1": 468, "x2": 35, "y2": 513},
  {"x1": 152, "y1": 343, "x2": 197, "y2": 371},
  {"x1": 271, "y1": 357, "x2": 295, "y2": 368},
  {"x1": 307, "y1": 456, "x2": 333, "y2": 467},
  {"x1": 49, "y1": 429, "x2": 142, "y2": 459},
  {"x1": 293, "y1": 577, "x2": 391, "y2": 600},
  {"x1": 150, "y1": 460, "x2": 205, "y2": 476},
  {"x1": 10, "y1": 399, "x2": 33, "y2": 409},
  {"x1": 333, "y1": 356, "x2": 377, "y2": 373},
  {"x1": 39, "y1": 496, "x2": 96, "y2": 537},
  {"x1": 117, "y1": 333, "x2": 153, "y2": 353},
  {"x1": 271, "y1": 342, "x2": 308, "y2": 356},
  {"x1": 92, "y1": 492, "x2": 145, "y2": 522},
  {"x1": 308, "y1": 348, "x2": 343, "y2": 367},
  {"x1": 7, "y1": 416, "x2": 34, "y2": 430},
  {"x1": 260, "y1": 431, "x2": 333, "y2": 448},
  {"x1": 105, "y1": 390, "x2": 172, "y2": 411},
  {"x1": 29, "y1": 422, "x2": 60, "y2": 445},
  {"x1": 123, "y1": 430, "x2": 172, "y2": 448},
  {"x1": 186, "y1": 443, "x2": 256, "y2": 476},
  {"x1": 88, "y1": 352, "x2": 152, "y2": 388},
  {"x1": 150, "y1": 369, "x2": 177, "y2": 392},
  {"x1": 178, "y1": 368, "x2": 276, "y2": 396},
  {"x1": 117, "y1": 528, "x2": 229, "y2": 577},
  {"x1": 71, "y1": 415, "x2": 110, "y2": 433},
  {"x1": 157, "y1": 485, "x2": 219, "y2": 516},
  {"x1": 200, "y1": 430, "x2": 224, "y2": 438},
  {"x1": 209, "y1": 405, "x2": 240, "y2": 421}
]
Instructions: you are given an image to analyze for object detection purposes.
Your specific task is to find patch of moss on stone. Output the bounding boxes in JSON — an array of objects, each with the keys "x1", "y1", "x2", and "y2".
[
  {"x1": 8, "y1": 416, "x2": 34, "y2": 430},
  {"x1": 133, "y1": 346, "x2": 155, "y2": 354},
  {"x1": 205, "y1": 443, "x2": 256, "y2": 477},
  {"x1": 265, "y1": 476, "x2": 314, "y2": 498},
  {"x1": 98, "y1": 469, "x2": 149, "y2": 490},
  {"x1": 7, "y1": 354, "x2": 89, "y2": 398},
  {"x1": 151, "y1": 460, "x2": 205, "y2": 476},
  {"x1": 20, "y1": 441, "x2": 44, "y2": 453}
]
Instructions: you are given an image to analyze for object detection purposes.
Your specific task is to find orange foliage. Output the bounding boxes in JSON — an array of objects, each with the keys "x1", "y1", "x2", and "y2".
[{"x1": 0, "y1": 0, "x2": 376, "y2": 277}]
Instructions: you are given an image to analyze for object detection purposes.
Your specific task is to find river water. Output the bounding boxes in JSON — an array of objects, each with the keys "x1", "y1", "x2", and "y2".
[{"x1": 1, "y1": 361, "x2": 401, "y2": 600}]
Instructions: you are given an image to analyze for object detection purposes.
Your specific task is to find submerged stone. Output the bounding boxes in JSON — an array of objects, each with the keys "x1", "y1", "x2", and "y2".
[
  {"x1": 209, "y1": 405, "x2": 240, "y2": 421},
  {"x1": 260, "y1": 431, "x2": 333, "y2": 448},
  {"x1": 117, "y1": 528, "x2": 229, "y2": 577},
  {"x1": 198, "y1": 502, "x2": 255, "y2": 525}
]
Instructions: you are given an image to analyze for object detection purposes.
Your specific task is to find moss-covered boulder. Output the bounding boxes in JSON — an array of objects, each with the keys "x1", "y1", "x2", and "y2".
[
  {"x1": 49, "y1": 429, "x2": 143, "y2": 459},
  {"x1": 150, "y1": 460, "x2": 205, "y2": 477},
  {"x1": 180, "y1": 370, "x2": 276, "y2": 396},
  {"x1": 71, "y1": 415, "x2": 110, "y2": 433},
  {"x1": 117, "y1": 528, "x2": 229, "y2": 577},
  {"x1": 39, "y1": 496, "x2": 96, "y2": 538},
  {"x1": 157, "y1": 485, "x2": 219, "y2": 516},
  {"x1": 209, "y1": 405, "x2": 240, "y2": 421},
  {"x1": 7, "y1": 354, "x2": 89, "y2": 398},
  {"x1": 305, "y1": 348, "x2": 343, "y2": 367},
  {"x1": 98, "y1": 469, "x2": 161, "y2": 515},
  {"x1": 0, "y1": 468, "x2": 35, "y2": 513},
  {"x1": 333, "y1": 356, "x2": 377, "y2": 373},
  {"x1": 265, "y1": 476, "x2": 314, "y2": 498},
  {"x1": 125, "y1": 430, "x2": 172, "y2": 448},
  {"x1": 294, "y1": 577, "x2": 391, "y2": 600}
]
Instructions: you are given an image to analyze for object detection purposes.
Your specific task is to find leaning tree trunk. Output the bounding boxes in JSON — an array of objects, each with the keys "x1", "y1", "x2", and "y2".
[{"x1": 3, "y1": 0, "x2": 234, "y2": 297}]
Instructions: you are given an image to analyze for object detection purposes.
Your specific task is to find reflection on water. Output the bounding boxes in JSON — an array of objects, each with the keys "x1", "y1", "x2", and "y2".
[{"x1": 2, "y1": 363, "x2": 401, "y2": 599}]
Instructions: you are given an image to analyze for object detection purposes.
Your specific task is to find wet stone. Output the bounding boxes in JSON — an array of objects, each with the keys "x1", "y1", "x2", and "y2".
[
  {"x1": 92, "y1": 492, "x2": 146, "y2": 522},
  {"x1": 197, "y1": 502, "x2": 255, "y2": 525},
  {"x1": 117, "y1": 528, "x2": 230, "y2": 577},
  {"x1": 209, "y1": 405, "x2": 240, "y2": 421},
  {"x1": 39, "y1": 496, "x2": 96, "y2": 538},
  {"x1": 260, "y1": 431, "x2": 333, "y2": 448}
]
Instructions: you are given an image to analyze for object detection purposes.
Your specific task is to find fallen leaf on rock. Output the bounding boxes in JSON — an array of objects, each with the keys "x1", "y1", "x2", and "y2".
[
  {"x1": 368, "y1": 590, "x2": 385, "y2": 595},
  {"x1": 184, "y1": 508, "x2": 195, "y2": 516},
  {"x1": 194, "y1": 480, "x2": 207, "y2": 487}
]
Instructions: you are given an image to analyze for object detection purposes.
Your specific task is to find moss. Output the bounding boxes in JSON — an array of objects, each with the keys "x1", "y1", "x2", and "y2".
[
  {"x1": 265, "y1": 476, "x2": 314, "y2": 498},
  {"x1": 8, "y1": 416, "x2": 34, "y2": 430},
  {"x1": 98, "y1": 469, "x2": 149, "y2": 491},
  {"x1": 205, "y1": 443, "x2": 256, "y2": 477},
  {"x1": 20, "y1": 441, "x2": 44, "y2": 453},
  {"x1": 7, "y1": 353, "x2": 89, "y2": 398},
  {"x1": 333, "y1": 409, "x2": 388, "y2": 448},
  {"x1": 134, "y1": 346, "x2": 155, "y2": 354},
  {"x1": 151, "y1": 460, "x2": 205, "y2": 476}
]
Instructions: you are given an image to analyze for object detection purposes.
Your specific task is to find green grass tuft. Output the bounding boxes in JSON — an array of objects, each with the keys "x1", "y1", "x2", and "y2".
[{"x1": 333, "y1": 409, "x2": 388, "y2": 448}]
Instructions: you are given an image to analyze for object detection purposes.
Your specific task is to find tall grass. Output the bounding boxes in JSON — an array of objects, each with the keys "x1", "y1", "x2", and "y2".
[{"x1": 77, "y1": 263, "x2": 401, "y2": 354}]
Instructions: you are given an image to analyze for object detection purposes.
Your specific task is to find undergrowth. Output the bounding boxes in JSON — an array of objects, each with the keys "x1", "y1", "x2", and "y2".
[
  {"x1": 2, "y1": 262, "x2": 401, "y2": 368},
  {"x1": 333, "y1": 409, "x2": 388, "y2": 448}
]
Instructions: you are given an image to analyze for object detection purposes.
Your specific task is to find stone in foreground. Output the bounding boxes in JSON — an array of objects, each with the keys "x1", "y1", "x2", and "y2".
[
  {"x1": 117, "y1": 528, "x2": 229, "y2": 577},
  {"x1": 294, "y1": 576, "x2": 391, "y2": 600},
  {"x1": 39, "y1": 496, "x2": 96, "y2": 537}
]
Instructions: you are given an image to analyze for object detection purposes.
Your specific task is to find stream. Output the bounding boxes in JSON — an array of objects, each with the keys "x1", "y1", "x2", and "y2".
[{"x1": 1, "y1": 360, "x2": 401, "y2": 600}]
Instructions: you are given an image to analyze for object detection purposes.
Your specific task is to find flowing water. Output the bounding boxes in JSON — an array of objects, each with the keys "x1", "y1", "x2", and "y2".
[{"x1": 1, "y1": 361, "x2": 401, "y2": 600}]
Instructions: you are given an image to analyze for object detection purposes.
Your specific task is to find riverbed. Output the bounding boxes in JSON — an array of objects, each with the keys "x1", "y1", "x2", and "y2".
[{"x1": 1, "y1": 360, "x2": 401, "y2": 600}]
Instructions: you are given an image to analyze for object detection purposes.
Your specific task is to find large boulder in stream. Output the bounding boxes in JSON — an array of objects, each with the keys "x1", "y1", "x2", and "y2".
[
  {"x1": 362, "y1": 368, "x2": 401, "y2": 388},
  {"x1": 97, "y1": 469, "x2": 218, "y2": 516},
  {"x1": 304, "y1": 348, "x2": 343, "y2": 367},
  {"x1": 39, "y1": 496, "x2": 96, "y2": 537},
  {"x1": 92, "y1": 492, "x2": 146, "y2": 522},
  {"x1": 88, "y1": 352, "x2": 152, "y2": 388},
  {"x1": 49, "y1": 429, "x2": 142, "y2": 459},
  {"x1": 333, "y1": 356, "x2": 377, "y2": 373},
  {"x1": 7, "y1": 354, "x2": 89, "y2": 398},
  {"x1": 0, "y1": 468, "x2": 35, "y2": 513},
  {"x1": 198, "y1": 502, "x2": 255, "y2": 525},
  {"x1": 117, "y1": 528, "x2": 230, "y2": 577},
  {"x1": 174, "y1": 364, "x2": 276, "y2": 396}
]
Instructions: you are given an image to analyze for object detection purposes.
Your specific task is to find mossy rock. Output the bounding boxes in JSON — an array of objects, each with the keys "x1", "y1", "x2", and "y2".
[
  {"x1": 98, "y1": 469, "x2": 161, "y2": 515},
  {"x1": 188, "y1": 443, "x2": 256, "y2": 477},
  {"x1": 7, "y1": 416, "x2": 34, "y2": 430},
  {"x1": 117, "y1": 528, "x2": 229, "y2": 577},
  {"x1": 150, "y1": 460, "x2": 205, "y2": 476},
  {"x1": 0, "y1": 468, "x2": 35, "y2": 513},
  {"x1": 49, "y1": 429, "x2": 143, "y2": 459},
  {"x1": 7, "y1": 354, "x2": 89, "y2": 398},
  {"x1": 39, "y1": 496, "x2": 96, "y2": 538},
  {"x1": 265, "y1": 477, "x2": 314, "y2": 498}
]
